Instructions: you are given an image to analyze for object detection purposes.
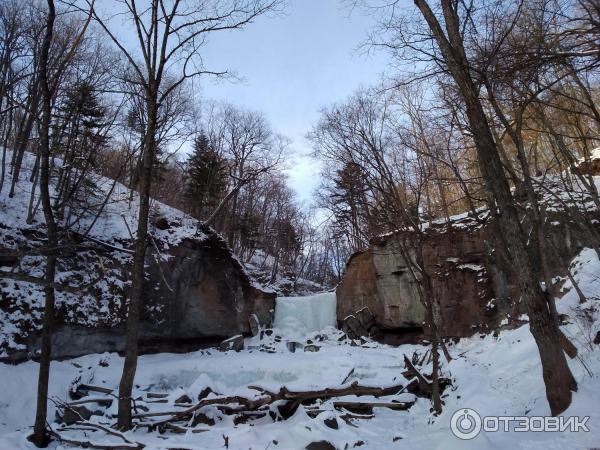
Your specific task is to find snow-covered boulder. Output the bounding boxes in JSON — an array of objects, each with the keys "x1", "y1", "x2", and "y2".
[{"x1": 0, "y1": 150, "x2": 275, "y2": 362}]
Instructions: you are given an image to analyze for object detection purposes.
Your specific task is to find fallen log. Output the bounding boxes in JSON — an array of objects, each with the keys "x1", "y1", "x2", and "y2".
[
  {"x1": 146, "y1": 392, "x2": 169, "y2": 399},
  {"x1": 50, "y1": 422, "x2": 144, "y2": 450},
  {"x1": 560, "y1": 331, "x2": 578, "y2": 359},
  {"x1": 71, "y1": 384, "x2": 114, "y2": 400},
  {"x1": 68, "y1": 397, "x2": 113, "y2": 407},
  {"x1": 163, "y1": 423, "x2": 210, "y2": 434},
  {"x1": 50, "y1": 433, "x2": 144, "y2": 450},
  {"x1": 135, "y1": 380, "x2": 405, "y2": 428},
  {"x1": 332, "y1": 401, "x2": 415, "y2": 413},
  {"x1": 305, "y1": 409, "x2": 375, "y2": 421}
]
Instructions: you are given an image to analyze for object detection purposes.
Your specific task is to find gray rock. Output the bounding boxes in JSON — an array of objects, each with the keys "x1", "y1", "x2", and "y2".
[
  {"x1": 59, "y1": 405, "x2": 99, "y2": 425},
  {"x1": 249, "y1": 314, "x2": 260, "y2": 336},
  {"x1": 323, "y1": 417, "x2": 338, "y2": 429},
  {"x1": 306, "y1": 441, "x2": 336, "y2": 450},
  {"x1": 192, "y1": 412, "x2": 216, "y2": 426},
  {"x1": 286, "y1": 341, "x2": 303, "y2": 353},
  {"x1": 198, "y1": 387, "x2": 214, "y2": 400},
  {"x1": 342, "y1": 314, "x2": 368, "y2": 339},
  {"x1": 219, "y1": 335, "x2": 244, "y2": 352},
  {"x1": 303, "y1": 344, "x2": 320, "y2": 352},
  {"x1": 5, "y1": 227, "x2": 276, "y2": 362},
  {"x1": 356, "y1": 307, "x2": 375, "y2": 330},
  {"x1": 175, "y1": 394, "x2": 192, "y2": 404}
]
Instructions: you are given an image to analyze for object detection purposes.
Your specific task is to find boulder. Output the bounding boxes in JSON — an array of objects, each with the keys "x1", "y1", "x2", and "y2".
[
  {"x1": 323, "y1": 417, "x2": 338, "y2": 429},
  {"x1": 147, "y1": 232, "x2": 276, "y2": 341},
  {"x1": 192, "y1": 412, "x2": 216, "y2": 426},
  {"x1": 58, "y1": 405, "x2": 100, "y2": 425},
  {"x1": 355, "y1": 307, "x2": 375, "y2": 330},
  {"x1": 198, "y1": 387, "x2": 214, "y2": 401},
  {"x1": 342, "y1": 314, "x2": 369, "y2": 339},
  {"x1": 249, "y1": 314, "x2": 260, "y2": 336},
  {"x1": 175, "y1": 394, "x2": 192, "y2": 404},
  {"x1": 336, "y1": 225, "x2": 501, "y2": 337},
  {"x1": 286, "y1": 341, "x2": 303, "y2": 353},
  {"x1": 219, "y1": 335, "x2": 244, "y2": 352},
  {"x1": 306, "y1": 442, "x2": 336, "y2": 450},
  {"x1": 0, "y1": 247, "x2": 18, "y2": 267}
]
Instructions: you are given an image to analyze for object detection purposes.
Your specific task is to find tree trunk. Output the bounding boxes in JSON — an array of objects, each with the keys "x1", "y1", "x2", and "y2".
[
  {"x1": 417, "y1": 250, "x2": 442, "y2": 415},
  {"x1": 9, "y1": 91, "x2": 40, "y2": 197},
  {"x1": 31, "y1": 1, "x2": 57, "y2": 446},
  {"x1": 414, "y1": 0, "x2": 576, "y2": 415},
  {"x1": 117, "y1": 94, "x2": 158, "y2": 430}
]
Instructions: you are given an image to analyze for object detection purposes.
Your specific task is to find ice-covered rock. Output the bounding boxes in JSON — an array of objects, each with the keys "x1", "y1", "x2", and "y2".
[{"x1": 273, "y1": 292, "x2": 337, "y2": 337}]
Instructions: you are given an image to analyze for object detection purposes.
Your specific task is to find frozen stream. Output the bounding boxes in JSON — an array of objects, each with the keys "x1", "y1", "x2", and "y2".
[{"x1": 273, "y1": 291, "x2": 337, "y2": 336}]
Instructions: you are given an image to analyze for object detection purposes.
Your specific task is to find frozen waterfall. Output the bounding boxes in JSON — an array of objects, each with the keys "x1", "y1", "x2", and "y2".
[{"x1": 273, "y1": 292, "x2": 337, "y2": 336}]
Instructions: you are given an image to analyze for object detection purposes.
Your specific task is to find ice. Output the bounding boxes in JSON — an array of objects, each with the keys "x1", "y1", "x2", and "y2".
[{"x1": 273, "y1": 292, "x2": 337, "y2": 336}]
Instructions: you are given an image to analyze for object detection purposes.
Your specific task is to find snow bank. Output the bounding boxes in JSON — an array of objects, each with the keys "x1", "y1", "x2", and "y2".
[
  {"x1": 273, "y1": 292, "x2": 337, "y2": 336},
  {"x1": 1, "y1": 235, "x2": 599, "y2": 449}
]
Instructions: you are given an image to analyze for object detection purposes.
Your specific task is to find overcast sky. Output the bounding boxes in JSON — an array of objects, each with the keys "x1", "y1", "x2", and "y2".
[{"x1": 196, "y1": 0, "x2": 389, "y2": 207}]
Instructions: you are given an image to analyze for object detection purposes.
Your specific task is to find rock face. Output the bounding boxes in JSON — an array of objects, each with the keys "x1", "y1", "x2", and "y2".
[
  {"x1": 2, "y1": 220, "x2": 275, "y2": 362},
  {"x1": 573, "y1": 147, "x2": 600, "y2": 176},
  {"x1": 145, "y1": 230, "x2": 275, "y2": 341},
  {"x1": 336, "y1": 212, "x2": 592, "y2": 338}
]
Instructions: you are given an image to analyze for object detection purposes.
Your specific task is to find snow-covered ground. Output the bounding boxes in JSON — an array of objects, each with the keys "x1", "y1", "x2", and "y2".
[{"x1": 0, "y1": 247, "x2": 599, "y2": 449}]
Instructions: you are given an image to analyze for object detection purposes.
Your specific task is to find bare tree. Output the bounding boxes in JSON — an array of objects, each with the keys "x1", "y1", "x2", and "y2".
[
  {"x1": 311, "y1": 87, "x2": 450, "y2": 413},
  {"x1": 86, "y1": 0, "x2": 283, "y2": 430},
  {"x1": 29, "y1": 1, "x2": 93, "y2": 445},
  {"x1": 369, "y1": 0, "x2": 577, "y2": 415}
]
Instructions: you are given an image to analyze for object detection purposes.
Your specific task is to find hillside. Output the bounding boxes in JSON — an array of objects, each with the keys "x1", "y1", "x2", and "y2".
[{"x1": 0, "y1": 149, "x2": 273, "y2": 361}]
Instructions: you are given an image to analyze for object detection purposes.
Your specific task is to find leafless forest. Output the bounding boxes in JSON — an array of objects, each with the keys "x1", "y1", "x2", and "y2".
[{"x1": 0, "y1": 0, "x2": 599, "y2": 447}]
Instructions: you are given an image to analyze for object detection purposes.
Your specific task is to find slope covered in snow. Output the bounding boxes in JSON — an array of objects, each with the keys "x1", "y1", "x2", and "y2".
[
  {"x1": 0, "y1": 149, "x2": 217, "y2": 358},
  {"x1": 0, "y1": 247, "x2": 598, "y2": 449}
]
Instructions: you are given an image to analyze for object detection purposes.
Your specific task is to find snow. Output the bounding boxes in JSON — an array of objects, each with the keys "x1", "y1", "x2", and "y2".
[
  {"x1": 457, "y1": 263, "x2": 485, "y2": 272},
  {"x1": 377, "y1": 170, "x2": 600, "y2": 240},
  {"x1": 577, "y1": 146, "x2": 600, "y2": 162},
  {"x1": 244, "y1": 249, "x2": 324, "y2": 296},
  {"x1": 273, "y1": 292, "x2": 337, "y2": 337},
  {"x1": 0, "y1": 247, "x2": 599, "y2": 449},
  {"x1": 377, "y1": 207, "x2": 490, "y2": 238},
  {"x1": 1, "y1": 147, "x2": 600, "y2": 448},
  {"x1": 0, "y1": 150, "x2": 206, "y2": 247}
]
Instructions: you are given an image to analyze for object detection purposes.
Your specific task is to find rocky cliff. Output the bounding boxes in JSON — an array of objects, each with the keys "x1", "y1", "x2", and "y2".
[
  {"x1": 0, "y1": 217, "x2": 276, "y2": 362},
  {"x1": 0, "y1": 150, "x2": 275, "y2": 362},
  {"x1": 337, "y1": 209, "x2": 595, "y2": 338}
]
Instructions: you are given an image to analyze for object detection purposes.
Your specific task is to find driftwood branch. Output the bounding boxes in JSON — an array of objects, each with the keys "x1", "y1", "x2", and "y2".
[
  {"x1": 58, "y1": 381, "x2": 415, "y2": 441},
  {"x1": 135, "y1": 380, "x2": 407, "y2": 427},
  {"x1": 49, "y1": 429, "x2": 144, "y2": 450},
  {"x1": 403, "y1": 354, "x2": 433, "y2": 395}
]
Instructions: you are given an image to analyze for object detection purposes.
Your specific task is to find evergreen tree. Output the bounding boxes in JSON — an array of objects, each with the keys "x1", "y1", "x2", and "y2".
[
  {"x1": 53, "y1": 82, "x2": 108, "y2": 213},
  {"x1": 328, "y1": 161, "x2": 372, "y2": 249},
  {"x1": 185, "y1": 132, "x2": 228, "y2": 218}
]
